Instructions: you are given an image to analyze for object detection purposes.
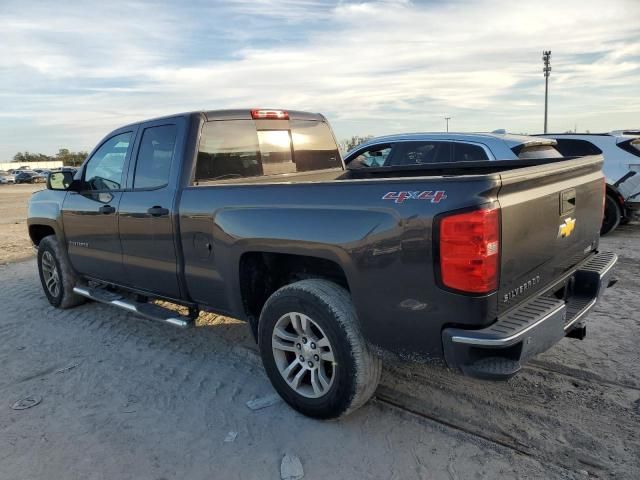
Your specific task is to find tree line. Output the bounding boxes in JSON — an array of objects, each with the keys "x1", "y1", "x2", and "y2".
[
  {"x1": 339, "y1": 135, "x2": 373, "y2": 153},
  {"x1": 12, "y1": 149, "x2": 88, "y2": 167}
]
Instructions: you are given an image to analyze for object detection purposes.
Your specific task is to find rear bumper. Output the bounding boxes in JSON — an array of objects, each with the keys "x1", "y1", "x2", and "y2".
[{"x1": 442, "y1": 251, "x2": 617, "y2": 380}]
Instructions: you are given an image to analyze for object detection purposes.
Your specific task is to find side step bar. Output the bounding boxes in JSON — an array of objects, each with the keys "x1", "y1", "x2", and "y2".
[{"x1": 73, "y1": 286, "x2": 194, "y2": 328}]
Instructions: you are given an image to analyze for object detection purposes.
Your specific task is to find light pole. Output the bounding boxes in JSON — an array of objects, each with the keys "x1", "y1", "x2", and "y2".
[
  {"x1": 543, "y1": 50, "x2": 552, "y2": 134},
  {"x1": 444, "y1": 116, "x2": 451, "y2": 132}
]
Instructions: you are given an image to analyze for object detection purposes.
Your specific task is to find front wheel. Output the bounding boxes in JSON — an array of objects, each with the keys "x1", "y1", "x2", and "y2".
[
  {"x1": 258, "y1": 279, "x2": 381, "y2": 419},
  {"x1": 601, "y1": 194, "x2": 622, "y2": 236},
  {"x1": 37, "y1": 236, "x2": 85, "y2": 309}
]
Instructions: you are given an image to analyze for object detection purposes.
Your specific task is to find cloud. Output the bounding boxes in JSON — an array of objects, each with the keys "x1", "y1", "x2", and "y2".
[{"x1": 0, "y1": 0, "x2": 638, "y2": 157}]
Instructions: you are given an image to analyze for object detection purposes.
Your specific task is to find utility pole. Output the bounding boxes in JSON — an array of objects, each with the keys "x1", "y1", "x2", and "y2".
[
  {"x1": 542, "y1": 50, "x2": 552, "y2": 133},
  {"x1": 444, "y1": 116, "x2": 451, "y2": 132}
]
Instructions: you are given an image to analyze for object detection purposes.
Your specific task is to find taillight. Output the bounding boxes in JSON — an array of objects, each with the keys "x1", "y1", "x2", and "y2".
[
  {"x1": 439, "y1": 207, "x2": 500, "y2": 294},
  {"x1": 251, "y1": 109, "x2": 289, "y2": 120}
]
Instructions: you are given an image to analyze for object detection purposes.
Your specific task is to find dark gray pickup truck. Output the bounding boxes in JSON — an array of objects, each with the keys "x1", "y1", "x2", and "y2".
[{"x1": 28, "y1": 109, "x2": 617, "y2": 418}]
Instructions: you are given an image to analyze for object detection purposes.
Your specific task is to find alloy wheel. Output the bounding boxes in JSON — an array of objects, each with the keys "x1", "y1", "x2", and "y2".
[
  {"x1": 271, "y1": 312, "x2": 336, "y2": 398},
  {"x1": 41, "y1": 251, "x2": 60, "y2": 298}
]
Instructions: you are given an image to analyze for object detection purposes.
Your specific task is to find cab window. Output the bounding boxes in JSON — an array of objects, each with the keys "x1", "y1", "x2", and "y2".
[
  {"x1": 290, "y1": 120, "x2": 341, "y2": 171},
  {"x1": 195, "y1": 120, "x2": 261, "y2": 182},
  {"x1": 84, "y1": 132, "x2": 132, "y2": 191},
  {"x1": 194, "y1": 119, "x2": 342, "y2": 184},
  {"x1": 133, "y1": 125, "x2": 177, "y2": 189}
]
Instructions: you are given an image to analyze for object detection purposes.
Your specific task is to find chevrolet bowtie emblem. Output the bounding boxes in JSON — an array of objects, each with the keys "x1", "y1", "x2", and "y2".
[{"x1": 558, "y1": 217, "x2": 576, "y2": 238}]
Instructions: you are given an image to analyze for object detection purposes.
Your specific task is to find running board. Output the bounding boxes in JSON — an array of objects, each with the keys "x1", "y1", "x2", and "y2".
[{"x1": 73, "y1": 286, "x2": 193, "y2": 328}]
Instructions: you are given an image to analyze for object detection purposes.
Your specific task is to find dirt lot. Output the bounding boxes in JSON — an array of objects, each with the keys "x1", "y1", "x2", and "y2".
[
  {"x1": 0, "y1": 183, "x2": 42, "y2": 264},
  {"x1": 0, "y1": 183, "x2": 638, "y2": 479}
]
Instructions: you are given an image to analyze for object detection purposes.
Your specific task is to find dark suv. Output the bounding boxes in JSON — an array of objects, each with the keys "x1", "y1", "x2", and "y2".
[{"x1": 15, "y1": 171, "x2": 47, "y2": 184}]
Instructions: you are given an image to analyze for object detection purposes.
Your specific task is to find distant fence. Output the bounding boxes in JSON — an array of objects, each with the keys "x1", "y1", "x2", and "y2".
[{"x1": 0, "y1": 160, "x2": 64, "y2": 171}]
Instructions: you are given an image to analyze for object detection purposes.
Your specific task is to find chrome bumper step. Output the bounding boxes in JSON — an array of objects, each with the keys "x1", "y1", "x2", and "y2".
[{"x1": 441, "y1": 250, "x2": 618, "y2": 380}]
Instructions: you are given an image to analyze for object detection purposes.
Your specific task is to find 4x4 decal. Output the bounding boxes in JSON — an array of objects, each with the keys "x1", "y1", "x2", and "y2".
[{"x1": 382, "y1": 190, "x2": 447, "y2": 204}]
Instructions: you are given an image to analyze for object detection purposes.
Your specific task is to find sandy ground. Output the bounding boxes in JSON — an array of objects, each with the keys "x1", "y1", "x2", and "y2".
[
  {"x1": 0, "y1": 183, "x2": 42, "y2": 264},
  {"x1": 0, "y1": 183, "x2": 638, "y2": 479}
]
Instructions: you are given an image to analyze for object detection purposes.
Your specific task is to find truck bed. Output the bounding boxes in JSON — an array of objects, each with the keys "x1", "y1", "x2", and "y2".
[{"x1": 179, "y1": 154, "x2": 604, "y2": 360}]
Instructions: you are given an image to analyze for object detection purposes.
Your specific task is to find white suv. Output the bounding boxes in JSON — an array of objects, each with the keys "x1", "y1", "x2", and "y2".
[
  {"x1": 541, "y1": 131, "x2": 640, "y2": 235},
  {"x1": 0, "y1": 171, "x2": 16, "y2": 184}
]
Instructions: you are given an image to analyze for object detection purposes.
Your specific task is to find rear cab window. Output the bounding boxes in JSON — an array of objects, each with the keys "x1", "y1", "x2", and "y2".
[{"x1": 194, "y1": 116, "x2": 341, "y2": 184}]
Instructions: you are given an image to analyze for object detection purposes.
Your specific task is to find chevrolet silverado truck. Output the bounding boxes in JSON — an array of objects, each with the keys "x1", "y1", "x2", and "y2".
[{"x1": 28, "y1": 109, "x2": 617, "y2": 418}]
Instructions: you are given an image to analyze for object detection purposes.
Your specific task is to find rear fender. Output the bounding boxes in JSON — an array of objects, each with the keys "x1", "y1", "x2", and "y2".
[{"x1": 215, "y1": 206, "x2": 399, "y2": 319}]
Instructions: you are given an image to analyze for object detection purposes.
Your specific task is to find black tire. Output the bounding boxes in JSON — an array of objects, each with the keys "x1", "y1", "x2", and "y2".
[
  {"x1": 37, "y1": 235, "x2": 85, "y2": 309},
  {"x1": 258, "y1": 279, "x2": 381, "y2": 419},
  {"x1": 601, "y1": 194, "x2": 622, "y2": 236}
]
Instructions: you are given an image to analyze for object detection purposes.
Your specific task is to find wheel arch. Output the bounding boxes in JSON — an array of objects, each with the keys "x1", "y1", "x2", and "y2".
[
  {"x1": 28, "y1": 222, "x2": 58, "y2": 246},
  {"x1": 238, "y1": 251, "x2": 351, "y2": 339}
]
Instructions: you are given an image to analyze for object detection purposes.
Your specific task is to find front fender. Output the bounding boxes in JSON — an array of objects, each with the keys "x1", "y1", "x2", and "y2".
[{"x1": 27, "y1": 190, "x2": 67, "y2": 245}]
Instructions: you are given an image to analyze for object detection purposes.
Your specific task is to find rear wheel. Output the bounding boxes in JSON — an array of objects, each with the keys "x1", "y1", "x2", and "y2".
[
  {"x1": 37, "y1": 236, "x2": 85, "y2": 309},
  {"x1": 258, "y1": 279, "x2": 381, "y2": 419},
  {"x1": 601, "y1": 194, "x2": 622, "y2": 236}
]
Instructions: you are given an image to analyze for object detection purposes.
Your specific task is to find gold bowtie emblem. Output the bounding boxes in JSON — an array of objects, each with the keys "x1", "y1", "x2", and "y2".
[{"x1": 558, "y1": 217, "x2": 576, "y2": 238}]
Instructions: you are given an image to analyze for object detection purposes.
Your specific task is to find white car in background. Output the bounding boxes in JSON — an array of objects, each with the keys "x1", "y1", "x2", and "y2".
[
  {"x1": 540, "y1": 131, "x2": 640, "y2": 235},
  {"x1": 0, "y1": 171, "x2": 16, "y2": 184}
]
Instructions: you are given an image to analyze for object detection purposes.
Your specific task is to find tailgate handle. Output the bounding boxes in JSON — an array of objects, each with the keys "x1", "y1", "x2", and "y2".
[{"x1": 560, "y1": 188, "x2": 576, "y2": 215}]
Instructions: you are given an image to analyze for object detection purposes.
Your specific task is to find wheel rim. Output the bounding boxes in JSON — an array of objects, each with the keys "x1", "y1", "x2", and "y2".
[
  {"x1": 271, "y1": 312, "x2": 336, "y2": 399},
  {"x1": 41, "y1": 251, "x2": 60, "y2": 298}
]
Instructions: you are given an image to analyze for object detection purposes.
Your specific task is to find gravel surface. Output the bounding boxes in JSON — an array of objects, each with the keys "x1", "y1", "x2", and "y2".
[
  {"x1": 0, "y1": 184, "x2": 42, "y2": 265},
  {"x1": 0, "y1": 183, "x2": 638, "y2": 479}
]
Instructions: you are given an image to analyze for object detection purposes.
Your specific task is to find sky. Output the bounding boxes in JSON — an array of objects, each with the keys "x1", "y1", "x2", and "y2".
[{"x1": 1, "y1": 0, "x2": 639, "y2": 160}]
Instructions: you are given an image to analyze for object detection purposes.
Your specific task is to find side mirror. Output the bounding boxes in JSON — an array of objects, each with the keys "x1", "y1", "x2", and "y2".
[{"x1": 47, "y1": 171, "x2": 76, "y2": 191}]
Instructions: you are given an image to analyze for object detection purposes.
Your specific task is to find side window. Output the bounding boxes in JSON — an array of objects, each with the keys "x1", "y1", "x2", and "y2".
[
  {"x1": 349, "y1": 145, "x2": 393, "y2": 168},
  {"x1": 388, "y1": 142, "x2": 452, "y2": 166},
  {"x1": 196, "y1": 120, "x2": 261, "y2": 182},
  {"x1": 133, "y1": 125, "x2": 177, "y2": 189},
  {"x1": 453, "y1": 142, "x2": 489, "y2": 161},
  {"x1": 554, "y1": 139, "x2": 602, "y2": 157},
  {"x1": 84, "y1": 132, "x2": 132, "y2": 191}
]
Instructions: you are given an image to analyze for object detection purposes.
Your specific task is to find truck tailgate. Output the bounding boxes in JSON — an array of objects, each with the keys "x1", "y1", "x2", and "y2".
[{"x1": 497, "y1": 155, "x2": 604, "y2": 313}]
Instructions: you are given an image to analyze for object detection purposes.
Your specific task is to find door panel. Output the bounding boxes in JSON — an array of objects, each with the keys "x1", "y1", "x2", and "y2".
[
  {"x1": 62, "y1": 129, "x2": 135, "y2": 282},
  {"x1": 118, "y1": 121, "x2": 181, "y2": 298},
  {"x1": 62, "y1": 191, "x2": 125, "y2": 281},
  {"x1": 119, "y1": 190, "x2": 179, "y2": 297}
]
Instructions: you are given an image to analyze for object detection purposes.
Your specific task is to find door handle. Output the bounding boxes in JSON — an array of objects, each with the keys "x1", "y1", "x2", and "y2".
[
  {"x1": 98, "y1": 205, "x2": 116, "y2": 214},
  {"x1": 147, "y1": 206, "x2": 169, "y2": 217}
]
